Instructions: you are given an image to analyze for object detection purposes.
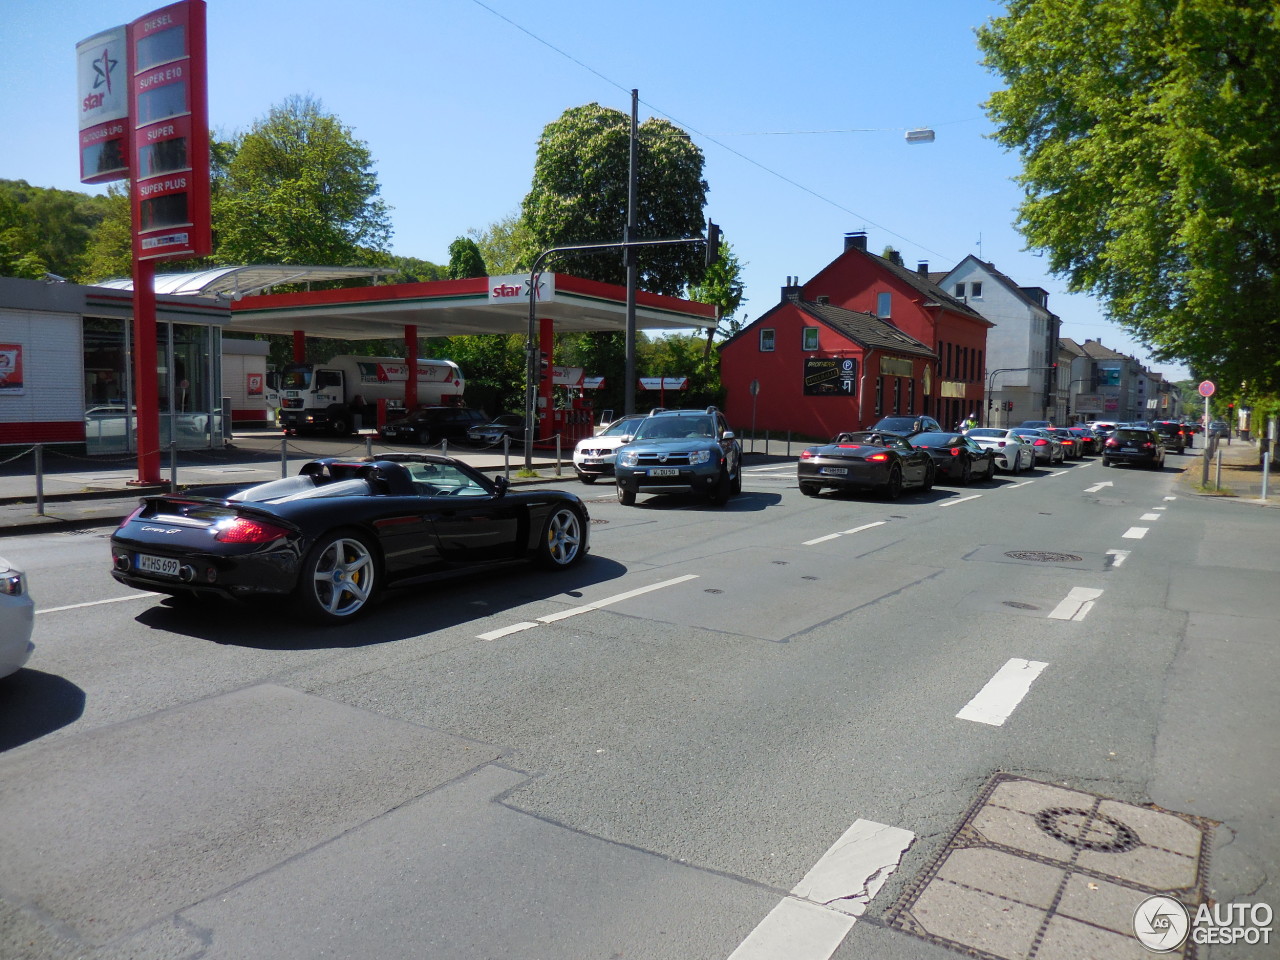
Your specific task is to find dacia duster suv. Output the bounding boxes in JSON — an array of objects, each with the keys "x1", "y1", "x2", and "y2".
[{"x1": 614, "y1": 407, "x2": 742, "y2": 506}]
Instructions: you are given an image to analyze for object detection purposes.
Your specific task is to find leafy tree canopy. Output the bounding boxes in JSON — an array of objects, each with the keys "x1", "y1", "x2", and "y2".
[
  {"x1": 522, "y1": 103, "x2": 709, "y2": 296},
  {"x1": 0, "y1": 179, "x2": 114, "y2": 281},
  {"x1": 687, "y1": 239, "x2": 748, "y2": 341},
  {"x1": 214, "y1": 94, "x2": 392, "y2": 267},
  {"x1": 979, "y1": 0, "x2": 1280, "y2": 395},
  {"x1": 447, "y1": 236, "x2": 487, "y2": 279},
  {"x1": 469, "y1": 212, "x2": 533, "y2": 274}
]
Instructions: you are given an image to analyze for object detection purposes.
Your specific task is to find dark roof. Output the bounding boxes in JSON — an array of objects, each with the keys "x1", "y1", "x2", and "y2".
[
  {"x1": 865, "y1": 253, "x2": 990, "y2": 324},
  {"x1": 799, "y1": 301, "x2": 937, "y2": 358}
]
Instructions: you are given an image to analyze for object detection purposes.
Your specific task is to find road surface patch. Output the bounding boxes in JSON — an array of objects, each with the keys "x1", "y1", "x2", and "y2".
[{"x1": 887, "y1": 774, "x2": 1212, "y2": 959}]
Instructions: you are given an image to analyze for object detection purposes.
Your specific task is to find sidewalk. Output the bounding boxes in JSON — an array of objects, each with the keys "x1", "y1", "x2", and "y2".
[
  {"x1": 0, "y1": 432, "x2": 583, "y2": 537},
  {"x1": 1176, "y1": 435, "x2": 1279, "y2": 504}
]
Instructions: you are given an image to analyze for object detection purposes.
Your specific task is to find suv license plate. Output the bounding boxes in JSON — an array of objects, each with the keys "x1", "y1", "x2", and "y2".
[
  {"x1": 138, "y1": 553, "x2": 180, "y2": 577},
  {"x1": 1122, "y1": 447, "x2": 1137, "y2": 452},
  {"x1": 648, "y1": 468, "x2": 679, "y2": 477},
  {"x1": 822, "y1": 467, "x2": 848, "y2": 475}
]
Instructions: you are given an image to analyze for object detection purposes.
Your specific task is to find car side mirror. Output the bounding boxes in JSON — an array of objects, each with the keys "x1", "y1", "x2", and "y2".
[
  {"x1": 722, "y1": 430, "x2": 735, "y2": 441},
  {"x1": 493, "y1": 476, "x2": 510, "y2": 498}
]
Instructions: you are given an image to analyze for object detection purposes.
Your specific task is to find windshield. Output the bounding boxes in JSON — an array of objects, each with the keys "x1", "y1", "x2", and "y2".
[
  {"x1": 280, "y1": 369, "x2": 310, "y2": 389},
  {"x1": 966, "y1": 428, "x2": 1004, "y2": 439},
  {"x1": 633, "y1": 416, "x2": 716, "y2": 440},
  {"x1": 873, "y1": 418, "x2": 916, "y2": 432},
  {"x1": 601, "y1": 417, "x2": 644, "y2": 437},
  {"x1": 912, "y1": 432, "x2": 961, "y2": 446}
]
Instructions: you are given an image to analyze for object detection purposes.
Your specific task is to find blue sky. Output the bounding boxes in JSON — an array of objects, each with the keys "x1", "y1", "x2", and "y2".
[{"x1": 2, "y1": 0, "x2": 1188, "y2": 379}]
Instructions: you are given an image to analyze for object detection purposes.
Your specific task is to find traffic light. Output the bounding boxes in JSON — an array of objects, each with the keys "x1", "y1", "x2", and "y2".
[
  {"x1": 538, "y1": 351, "x2": 550, "y2": 382},
  {"x1": 705, "y1": 221, "x2": 720, "y2": 268},
  {"x1": 988, "y1": 398, "x2": 994, "y2": 411}
]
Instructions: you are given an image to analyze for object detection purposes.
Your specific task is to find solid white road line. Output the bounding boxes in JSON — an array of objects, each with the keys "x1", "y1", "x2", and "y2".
[
  {"x1": 728, "y1": 819, "x2": 914, "y2": 960},
  {"x1": 1106, "y1": 549, "x2": 1131, "y2": 567},
  {"x1": 37, "y1": 594, "x2": 153, "y2": 615},
  {"x1": 477, "y1": 622, "x2": 540, "y2": 641},
  {"x1": 803, "y1": 533, "x2": 842, "y2": 546},
  {"x1": 938, "y1": 494, "x2": 982, "y2": 508},
  {"x1": 840, "y1": 521, "x2": 886, "y2": 536},
  {"x1": 956, "y1": 658, "x2": 1049, "y2": 726},
  {"x1": 536, "y1": 574, "x2": 700, "y2": 624},
  {"x1": 1123, "y1": 526, "x2": 1149, "y2": 539},
  {"x1": 1164, "y1": 496, "x2": 1177, "y2": 501},
  {"x1": 1008, "y1": 480, "x2": 1035, "y2": 488},
  {"x1": 1140, "y1": 512, "x2": 1161, "y2": 521},
  {"x1": 477, "y1": 575, "x2": 700, "y2": 639},
  {"x1": 1048, "y1": 586, "x2": 1105, "y2": 621}
]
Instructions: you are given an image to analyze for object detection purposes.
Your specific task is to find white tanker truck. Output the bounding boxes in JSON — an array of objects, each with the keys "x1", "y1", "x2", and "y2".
[{"x1": 273, "y1": 355, "x2": 465, "y2": 436}]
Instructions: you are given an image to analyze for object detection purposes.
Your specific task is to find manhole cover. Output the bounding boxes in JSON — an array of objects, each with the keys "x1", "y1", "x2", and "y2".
[
  {"x1": 1003, "y1": 601, "x2": 1040, "y2": 610},
  {"x1": 1004, "y1": 550, "x2": 1084, "y2": 563},
  {"x1": 887, "y1": 774, "x2": 1214, "y2": 960},
  {"x1": 1033, "y1": 806, "x2": 1141, "y2": 853}
]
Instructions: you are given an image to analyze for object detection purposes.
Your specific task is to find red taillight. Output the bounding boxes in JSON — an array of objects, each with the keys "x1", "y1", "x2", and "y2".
[
  {"x1": 1106, "y1": 439, "x2": 1120, "y2": 448},
  {"x1": 997, "y1": 441, "x2": 1007, "y2": 447},
  {"x1": 1141, "y1": 442, "x2": 1153, "y2": 449},
  {"x1": 1034, "y1": 439, "x2": 1047, "y2": 446},
  {"x1": 800, "y1": 449, "x2": 815, "y2": 460},
  {"x1": 117, "y1": 505, "x2": 145, "y2": 529},
  {"x1": 215, "y1": 517, "x2": 291, "y2": 544},
  {"x1": 837, "y1": 444, "x2": 863, "y2": 449},
  {"x1": 868, "y1": 452, "x2": 890, "y2": 462},
  {"x1": 949, "y1": 448, "x2": 961, "y2": 456}
]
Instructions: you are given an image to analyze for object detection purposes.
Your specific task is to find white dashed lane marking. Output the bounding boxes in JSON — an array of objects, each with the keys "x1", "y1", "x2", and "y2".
[
  {"x1": 1140, "y1": 513, "x2": 1162, "y2": 521},
  {"x1": 1048, "y1": 586, "x2": 1104, "y2": 621},
  {"x1": 1123, "y1": 527, "x2": 1149, "y2": 539},
  {"x1": 1106, "y1": 549, "x2": 1131, "y2": 567},
  {"x1": 477, "y1": 575, "x2": 699, "y2": 639},
  {"x1": 728, "y1": 819, "x2": 914, "y2": 960},
  {"x1": 938, "y1": 494, "x2": 982, "y2": 508},
  {"x1": 803, "y1": 521, "x2": 885, "y2": 546},
  {"x1": 956, "y1": 659, "x2": 1049, "y2": 726}
]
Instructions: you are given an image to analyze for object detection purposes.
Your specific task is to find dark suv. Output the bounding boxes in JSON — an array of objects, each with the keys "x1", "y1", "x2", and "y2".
[
  {"x1": 614, "y1": 407, "x2": 742, "y2": 506},
  {"x1": 1102, "y1": 428, "x2": 1166, "y2": 469},
  {"x1": 379, "y1": 406, "x2": 488, "y2": 445},
  {"x1": 1151, "y1": 420, "x2": 1190, "y2": 453}
]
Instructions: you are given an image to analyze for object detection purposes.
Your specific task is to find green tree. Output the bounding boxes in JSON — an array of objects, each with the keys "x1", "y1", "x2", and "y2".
[
  {"x1": 0, "y1": 179, "x2": 114, "y2": 281},
  {"x1": 978, "y1": 0, "x2": 1280, "y2": 394},
  {"x1": 469, "y1": 212, "x2": 534, "y2": 274},
  {"x1": 80, "y1": 184, "x2": 132, "y2": 281},
  {"x1": 522, "y1": 102, "x2": 709, "y2": 295},
  {"x1": 447, "y1": 236, "x2": 487, "y2": 279},
  {"x1": 384, "y1": 254, "x2": 445, "y2": 284},
  {"x1": 213, "y1": 95, "x2": 392, "y2": 266},
  {"x1": 687, "y1": 239, "x2": 748, "y2": 348}
]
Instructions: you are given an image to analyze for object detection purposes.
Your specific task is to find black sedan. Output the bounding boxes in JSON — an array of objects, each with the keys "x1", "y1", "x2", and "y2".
[
  {"x1": 909, "y1": 431, "x2": 997, "y2": 484},
  {"x1": 798, "y1": 431, "x2": 934, "y2": 499},
  {"x1": 110, "y1": 455, "x2": 589, "y2": 623}
]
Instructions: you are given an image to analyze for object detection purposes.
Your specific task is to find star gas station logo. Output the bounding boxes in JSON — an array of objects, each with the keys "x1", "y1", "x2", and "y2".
[{"x1": 82, "y1": 48, "x2": 119, "y2": 112}]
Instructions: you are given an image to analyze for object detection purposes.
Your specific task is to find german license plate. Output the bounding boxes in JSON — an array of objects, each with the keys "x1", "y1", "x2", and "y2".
[
  {"x1": 648, "y1": 468, "x2": 679, "y2": 477},
  {"x1": 1122, "y1": 446, "x2": 1137, "y2": 452},
  {"x1": 584, "y1": 457, "x2": 605, "y2": 465},
  {"x1": 138, "y1": 553, "x2": 180, "y2": 577},
  {"x1": 822, "y1": 467, "x2": 848, "y2": 475}
]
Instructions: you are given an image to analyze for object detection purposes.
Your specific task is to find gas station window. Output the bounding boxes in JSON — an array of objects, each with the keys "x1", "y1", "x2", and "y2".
[
  {"x1": 136, "y1": 81, "x2": 188, "y2": 125},
  {"x1": 135, "y1": 25, "x2": 186, "y2": 70},
  {"x1": 139, "y1": 137, "x2": 188, "y2": 176},
  {"x1": 140, "y1": 192, "x2": 189, "y2": 230}
]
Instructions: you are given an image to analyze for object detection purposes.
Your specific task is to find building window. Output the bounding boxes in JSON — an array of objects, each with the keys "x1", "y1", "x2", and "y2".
[
  {"x1": 876, "y1": 292, "x2": 891, "y2": 318},
  {"x1": 907, "y1": 377, "x2": 915, "y2": 414},
  {"x1": 970, "y1": 281, "x2": 983, "y2": 299},
  {"x1": 954, "y1": 283, "x2": 966, "y2": 298},
  {"x1": 760, "y1": 328, "x2": 775, "y2": 352},
  {"x1": 875, "y1": 376, "x2": 884, "y2": 416},
  {"x1": 802, "y1": 327, "x2": 819, "y2": 351}
]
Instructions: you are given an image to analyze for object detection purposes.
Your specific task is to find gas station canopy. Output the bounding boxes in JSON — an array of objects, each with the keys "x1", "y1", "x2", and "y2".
[
  {"x1": 99, "y1": 267, "x2": 717, "y2": 340},
  {"x1": 226, "y1": 272, "x2": 716, "y2": 340}
]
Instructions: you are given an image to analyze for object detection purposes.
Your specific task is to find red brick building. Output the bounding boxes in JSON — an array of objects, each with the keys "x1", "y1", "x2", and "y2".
[{"x1": 720, "y1": 233, "x2": 991, "y2": 439}]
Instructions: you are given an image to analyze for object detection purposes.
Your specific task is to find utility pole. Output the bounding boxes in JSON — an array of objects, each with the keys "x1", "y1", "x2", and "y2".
[{"x1": 624, "y1": 89, "x2": 639, "y2": 416}]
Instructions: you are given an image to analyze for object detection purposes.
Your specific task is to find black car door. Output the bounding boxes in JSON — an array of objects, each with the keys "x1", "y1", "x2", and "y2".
[{"x1": 418, "y1": 464, "x2": 523, "y2": 562}]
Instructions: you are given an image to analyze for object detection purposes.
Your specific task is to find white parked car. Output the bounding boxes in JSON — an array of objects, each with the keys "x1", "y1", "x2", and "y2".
[
  {"x1": 0, "y1": 558, "x2": 34, "y2": 680},
  {"x1": 964, "y1": 428, "x2": 1035, "y2": 473},
  {"x1": 572, "y1": 414, "x2": 647, "y2": 483}
]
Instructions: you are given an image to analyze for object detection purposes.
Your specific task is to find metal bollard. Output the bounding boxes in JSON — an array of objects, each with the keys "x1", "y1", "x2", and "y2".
[
  {"x1": 365, "y1": 436, "x2": 373, "y2": 458},
  {"x1": 503, "y1": 435, "x2": 511, "y2": 480},
  {"x1": 281, "y1": 437, "x2": 288, "y2": 479},
  {"x1": 1263, "y1": 452, "x2": 1271, "y2": 501},
  {"x1": 170, "y1": 441, "x2": 178, "y2": 490},
  {"x1": 555, "y1": 434, "x2": 562, "y2": 477},
  {"x1": 35, "y1": 443, "x2": 45, "y2": 516},
  {"x1": 1215, "y1": 447, "x2": 1222, "y2": 489},
  {"x1": 441, "y1": 438, "x2": 448, "y2": 458}
]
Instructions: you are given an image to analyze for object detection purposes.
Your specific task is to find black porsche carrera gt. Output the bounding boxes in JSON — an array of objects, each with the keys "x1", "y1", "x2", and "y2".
[
  {"x1": 110, "y1": 455, "x2": 589, "y2": 623},
  {"x1": 797, "y1": 431, "x2": 935, "y2": 499}
]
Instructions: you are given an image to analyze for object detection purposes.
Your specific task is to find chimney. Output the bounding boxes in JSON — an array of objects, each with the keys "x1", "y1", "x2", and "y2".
[
  {"x1": 844, "y1": 231, "x2": 868, "y2": 252},
  {"x1": 917, "y1": 260, "x2": 929, "y2": 277},
  {"x1": 781, "y1": 277, "x2": 803, "y2": 302}
]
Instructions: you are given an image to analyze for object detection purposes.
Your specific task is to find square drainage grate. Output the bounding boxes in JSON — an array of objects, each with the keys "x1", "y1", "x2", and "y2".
[{"x1": 886, "y1": 773, "x2": 1214, "y2": 959}]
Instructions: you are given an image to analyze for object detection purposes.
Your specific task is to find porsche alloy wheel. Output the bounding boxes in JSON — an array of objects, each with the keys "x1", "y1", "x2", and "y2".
[
  {"x1": 883, "y1": 465, "x2": 904, "y2": 500},
  {"x1": 538, "y1": 507, "x2": 585, "y2": 568},
  {"x1": 297, "y1": 532, "x2": 377, "y2": 622}
]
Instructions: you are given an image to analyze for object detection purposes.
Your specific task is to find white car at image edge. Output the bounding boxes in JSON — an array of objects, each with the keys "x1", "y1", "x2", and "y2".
[
  {"x1": 964, "y1": 428, "x2": 1036, "y2": 473},
  {"x1": 572, "y1": 415, "x2": 648, "y2": 483},
  {"x1": 0, "y1": 557, "x2": 34, "y2": 679}
]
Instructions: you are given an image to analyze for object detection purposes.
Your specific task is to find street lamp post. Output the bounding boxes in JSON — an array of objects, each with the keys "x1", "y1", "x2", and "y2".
[{"x1": 985, "y1": 365, "x2": 1058, "y2": 428}]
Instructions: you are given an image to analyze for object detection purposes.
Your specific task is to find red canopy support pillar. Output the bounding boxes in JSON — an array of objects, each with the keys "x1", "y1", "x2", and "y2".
[
  {"x1": 130, "y1": 258, "x2": 162, "y2": 484},
  {"x1": 292, "y1": 330, "x2": 306, "y2": 363},
  {"x1": 405, "y1": 324, "x2": 419, "y2": 410},
  {"x1": 539, "y1": 316, "x2": 555, "y2": 440}
]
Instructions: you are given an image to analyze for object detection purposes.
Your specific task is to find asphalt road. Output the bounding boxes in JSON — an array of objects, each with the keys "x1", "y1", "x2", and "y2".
[{"x1": 0, "y1": 450, "x2": 1275, "y2": 960}]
